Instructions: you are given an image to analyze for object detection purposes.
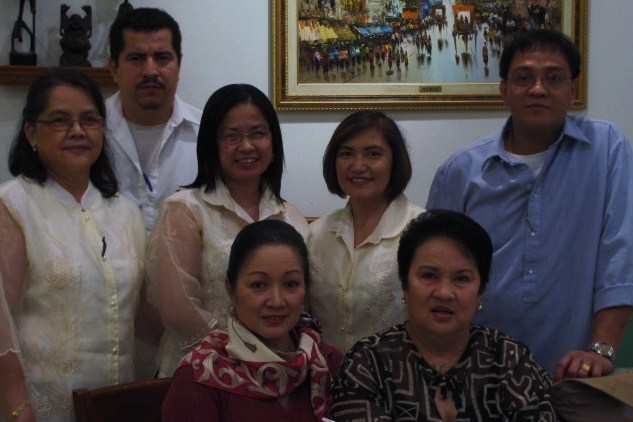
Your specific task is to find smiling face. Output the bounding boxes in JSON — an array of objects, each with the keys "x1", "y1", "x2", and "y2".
[
  {"x1": 500, "y1": 48, "x2": 577, "y2": 139},
  {"x1": 404, "y1": 236, "x2": 481, "y2": 342},
  {"x1": 228, "y1": 244, "x2": 306, "y2": 351},
  {"x1": 335, "y1": 128, "x2": 393, "y2": 205},
  {"x1": 218, "y1": 103, "x2": 273, "y2": 191},
  {"x1": 109, "y1": 28, "x2": 180, "y2": 125},
  {"x1": 25, "y1": 84, "x2": 103, "y2": 184}
]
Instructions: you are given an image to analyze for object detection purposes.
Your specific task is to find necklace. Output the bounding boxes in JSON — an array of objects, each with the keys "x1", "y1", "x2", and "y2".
[
  {"x1": 406, "y1": 323, "x2": 469, "y2": 373},
  {"x1": 423, "y1": 343, "x2": 467, "y2": 373}
]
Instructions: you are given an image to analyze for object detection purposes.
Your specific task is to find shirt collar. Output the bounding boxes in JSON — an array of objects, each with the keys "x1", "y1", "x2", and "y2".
[
  {"x1": 332, "y1": 194, "x2": 412, "y2": 245},
  {"x1": 46, "y1": 178, "x2": 102, "y2": 209},
  {"x1": 108, "y1": 92, "x2": 198, "y2": 129},
  {"x1": 200, "y1": 182, "x2": 285, "y2": 221},
  {"x1": 482, "y1": 115, "x2": 591, "y2": 172},
  {"x1": 169, "y1": 95, "x2": 199, "y2": 128}
]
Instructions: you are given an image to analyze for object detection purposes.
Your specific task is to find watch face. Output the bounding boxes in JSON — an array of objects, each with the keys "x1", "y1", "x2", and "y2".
[{"x1": 592, "y1": 342, "x2": 614, "y2": 357}]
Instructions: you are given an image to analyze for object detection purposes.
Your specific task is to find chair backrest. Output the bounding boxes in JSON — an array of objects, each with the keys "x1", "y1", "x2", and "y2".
[{"x1": 73, "y1": 377, "x2": 172, "y2": 422}]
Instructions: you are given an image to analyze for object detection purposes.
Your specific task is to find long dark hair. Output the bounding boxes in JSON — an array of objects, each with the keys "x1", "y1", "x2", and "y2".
[
  {"x1": 186, "y1": 84, "x2": 285, "y2": 203},
  {"x1": 8, "y1": 67, "x2": 118, "y2": 198}
]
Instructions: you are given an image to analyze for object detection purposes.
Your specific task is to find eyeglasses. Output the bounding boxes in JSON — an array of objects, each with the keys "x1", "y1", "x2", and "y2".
[
  {"x1": 509, "y1": 73, "x2": 573, "y2": 89},
  {"x1": 35, "y1": 115, "x2": 104, "y2": 131},
  {"x1": 218, "y1": 128, "x2": 270, "y2": 145}
]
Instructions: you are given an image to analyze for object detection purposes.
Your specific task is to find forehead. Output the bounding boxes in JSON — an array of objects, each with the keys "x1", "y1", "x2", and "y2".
[
  {"x1": 414, "y1": 236, "x2": 475, "y2": 263},
  {"x1": 341, "y1": 128, "x2": 390, "y2": 149},
  {"x1": 221, "y1": 103, "x2": 267, "y2": 127},
  {"x1": 239, "y1": 244, "x2": 303, "y2": 273},
  {"x1": 121, "y1": 28, "x2": 175, "y2": 52},
  {"x1": 43, "y1": 85, "x2": 96, "y2": 112},
  {"x1": 508, "y1": 48, "x2": 571, "y2": 73}
]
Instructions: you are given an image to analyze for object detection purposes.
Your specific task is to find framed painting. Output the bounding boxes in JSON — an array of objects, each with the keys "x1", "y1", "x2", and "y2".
[{"x1": 272, "y1": 0, "x2": 588, "y2": 111}]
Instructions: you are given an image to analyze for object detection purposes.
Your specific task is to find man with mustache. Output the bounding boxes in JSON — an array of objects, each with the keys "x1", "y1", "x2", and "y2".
[
  {"x1": 107, "y1": 7, "x2": 201, "y2": 232},
  {"x1": 427, "y1": 30, "x2": 633, "y2": 381}
]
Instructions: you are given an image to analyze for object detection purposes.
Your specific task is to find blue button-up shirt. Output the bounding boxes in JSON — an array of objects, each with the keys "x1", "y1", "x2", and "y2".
[{"x1": 427, "y1": 115, "x2": 633, "y2": 372}]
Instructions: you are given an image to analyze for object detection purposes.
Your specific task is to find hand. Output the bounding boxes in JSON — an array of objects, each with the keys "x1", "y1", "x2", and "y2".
[{"x1": 553, "y1": 349, "x2": 614, "y2": 382}]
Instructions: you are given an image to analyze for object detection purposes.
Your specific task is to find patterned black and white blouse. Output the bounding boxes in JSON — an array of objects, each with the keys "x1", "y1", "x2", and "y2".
[{"x1": 330, "y1": 324, "x2": 558, "y2": 421}]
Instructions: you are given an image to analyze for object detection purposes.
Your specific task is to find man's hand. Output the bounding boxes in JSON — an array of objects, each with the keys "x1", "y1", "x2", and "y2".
[{"x1": 553, "y1": 349, "x2": 614, "y2": 382}]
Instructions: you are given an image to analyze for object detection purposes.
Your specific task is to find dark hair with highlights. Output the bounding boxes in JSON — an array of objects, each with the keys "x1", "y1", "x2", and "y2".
[
  {"x1": 322, "y1": 110, "x2": 412, "y2": 201},
  {"x1": 226, "y1": 220, "x2": 310, "y2": 292},
  {"x1": 8, "y1": 67, "x2": 118, "y2": 198},
  {"x1": 397, "y1": 209, "x2": 492, "y2": 294}
]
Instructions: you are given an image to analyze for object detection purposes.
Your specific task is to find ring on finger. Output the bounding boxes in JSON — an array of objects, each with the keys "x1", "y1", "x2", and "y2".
[{"x1": 580, "y1": 362, "x2": 591, "y2": 372}]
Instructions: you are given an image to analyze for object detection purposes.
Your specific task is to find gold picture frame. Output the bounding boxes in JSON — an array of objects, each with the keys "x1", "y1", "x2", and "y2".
[{"x1": 272, "y1": 0, "x2": 588, "y2": 111}]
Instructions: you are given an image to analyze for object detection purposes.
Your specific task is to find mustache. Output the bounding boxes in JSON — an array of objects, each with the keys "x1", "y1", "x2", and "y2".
[{"x1": 136, "y1": 76, "x2": 165, "y2": 89}]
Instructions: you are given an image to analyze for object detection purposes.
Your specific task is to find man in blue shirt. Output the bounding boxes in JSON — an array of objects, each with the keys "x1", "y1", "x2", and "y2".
[{"x1": 427, "y1": 30, "x2": 633, "y2": 379}]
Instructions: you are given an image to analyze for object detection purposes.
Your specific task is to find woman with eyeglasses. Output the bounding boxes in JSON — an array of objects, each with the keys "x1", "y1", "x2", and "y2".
[
  {"x1": 146, "y1": 84, "x2": 309, "y2": 377},
  {"x1": 0, "y1": 68, "x2": 145, "y2": 421}
]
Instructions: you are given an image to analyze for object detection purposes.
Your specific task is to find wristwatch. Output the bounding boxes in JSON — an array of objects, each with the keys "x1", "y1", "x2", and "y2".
[{"x1": 589, "y1": 342, "x2": 616, "y2": 362}]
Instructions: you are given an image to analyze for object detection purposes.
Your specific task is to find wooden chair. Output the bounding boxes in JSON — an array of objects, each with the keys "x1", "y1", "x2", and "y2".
[{"x1": 72, "y1": 377, "x2": 172, "y2": 422}]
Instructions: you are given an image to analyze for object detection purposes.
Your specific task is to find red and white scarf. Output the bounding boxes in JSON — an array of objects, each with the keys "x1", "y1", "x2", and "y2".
[{"x1": 180, "y1": 312, "x2": 332, "y2": 421}]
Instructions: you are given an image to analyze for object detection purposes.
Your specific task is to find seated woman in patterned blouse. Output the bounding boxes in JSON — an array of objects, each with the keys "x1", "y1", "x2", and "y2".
[{"x1": 330, "y1": 210, "x2": 557, "y2": 421}]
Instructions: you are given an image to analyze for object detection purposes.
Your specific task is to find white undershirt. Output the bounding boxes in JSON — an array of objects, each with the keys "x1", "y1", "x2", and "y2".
[
  {"x1": 127, "y1": 121, "x2": 167, "y2": 173},
  {"x1": 507, "y1": 150, "x2": 548, "y2": 176}
]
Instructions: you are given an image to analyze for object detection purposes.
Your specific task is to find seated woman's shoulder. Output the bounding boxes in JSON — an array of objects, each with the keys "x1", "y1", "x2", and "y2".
[
  {"x1": 470, "y1": 324, "x2": 535, "y2": 361},
  {"x1": 346, "y1": 324, "x2": 408, "y2": 356},
  {"x1": 321, "y1": 342, "x2": 344, "y2": 376}
]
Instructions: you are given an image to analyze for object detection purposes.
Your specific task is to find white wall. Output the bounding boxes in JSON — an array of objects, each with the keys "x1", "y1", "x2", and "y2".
[{"x1": 1, "y1": 0, "x2": 632, "y2": 217}]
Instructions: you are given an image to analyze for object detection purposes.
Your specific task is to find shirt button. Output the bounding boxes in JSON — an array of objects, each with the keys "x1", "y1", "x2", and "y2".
[
  {"x1": 528, "y1": 270, "x2": 534, "y2": 275},
  {"x1": 112, "y1": 346, "x2": 118, "y2": 354}
]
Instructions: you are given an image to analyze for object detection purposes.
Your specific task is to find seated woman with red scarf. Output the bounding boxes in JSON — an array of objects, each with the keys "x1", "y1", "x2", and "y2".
[{"x1": 162, "y1": 220, "x2": 342, "y2": 422}]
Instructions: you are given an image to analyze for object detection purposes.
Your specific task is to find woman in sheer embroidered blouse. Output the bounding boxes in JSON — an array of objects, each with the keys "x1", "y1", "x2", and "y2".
[
  {"x1": 0, "y1": 68, "x2": 146, "y2": 422},
  {"x1": 146, "y1": 84, "x2": 309, "y2": 377},
  {"x1": 308, "y1": 110, "x2": 424, "y2": 353}
]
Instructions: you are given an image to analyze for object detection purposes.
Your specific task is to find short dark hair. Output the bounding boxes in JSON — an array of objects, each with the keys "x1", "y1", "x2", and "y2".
[
  {"x1": 323, "y1": 110, "x2": 412, "y2": 201},
  {"x1": 226, "y1": 220, "x2": 310, "y2": 292},
  {"x1": 397, "y1": 209, "x2": 492, "y2": 294},
  {"x1": 8, "y1": 67, "x2": 118, "y2": 198},
  {"x1": 499, "y1": 30, "x2": 581, "y2": 80},
  {"x1": 186, "y1": 84, "x2": 285, "y2": 203},
  {"x1": 109, "y1": 7, "x2": 182, "y2": 65}
]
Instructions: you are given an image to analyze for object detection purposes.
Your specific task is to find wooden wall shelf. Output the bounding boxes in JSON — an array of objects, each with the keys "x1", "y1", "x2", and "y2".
[{"x1": 0, "y1": 66, "x2": 115, "y2": 87}]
